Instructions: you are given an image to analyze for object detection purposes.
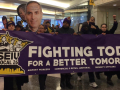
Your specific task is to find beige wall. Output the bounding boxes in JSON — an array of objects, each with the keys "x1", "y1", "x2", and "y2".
[{"x1": 91, "y1": 6, "x2": 120, "y2": 34}]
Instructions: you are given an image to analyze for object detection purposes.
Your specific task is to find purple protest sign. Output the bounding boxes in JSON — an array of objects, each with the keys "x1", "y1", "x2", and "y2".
[{"x1": 0, "y1": 31, "x2": 120, "y2": 77}]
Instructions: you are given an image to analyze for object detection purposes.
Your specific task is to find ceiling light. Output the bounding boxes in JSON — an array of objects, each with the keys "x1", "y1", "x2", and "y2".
[
  {"x1": 14, "y1": 3, "x2": 20, "y2": 6},
  {"x1": 79, "y1": 2, "x2": 88, "y2": 6},
  {"x1": 113, "y1": 4, "x2": 117, "y2": 6},
  {"x1": 29, "y1": 0, "x2": 70, "y2": 8}
]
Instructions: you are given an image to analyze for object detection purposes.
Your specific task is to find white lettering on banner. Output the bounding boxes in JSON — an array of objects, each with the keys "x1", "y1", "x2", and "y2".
[
  {"x1": 53, "y1": 47, "x2": 61, "y2": 57},
  {"x1": 53, "y1": 58, "x2": 87, "y2": 66},
  {"x1": 64, "y1": 59, "x2": 69, "y2": 66},
  {"x1": 29, "y1": 46, "x2": 37, "y2": 57},
  {"x1": 29, "y1": 46, "x2": 94, "y2": 58},
  {"x1": 105, "y1": 46, "x2": 115, "y2": 56},
  {"x1": 97, "y1": 46, "x2": 105, "y2": 56},
  {"x1": 59, "y1": 59, "x2": 64, "y2": 66},
  {"x1": 116, "y1": 46, "x2": 120, "y2": 56},
  {"x1": 46, "y1": 60, "x2": 50, "y2": 66},
  {"x1": 102, "y1": 58, "x2": 108, "y2": 64},
  {"x1": 29, "y1": 46, "x2": 120, "y2": 58},
  {"x1": 71, "y1": 47, "x2": 74, "y2": 57},
  {"x1": 43, "y1": 46, "x2": 52, "y2": 58},
  {"x1": 84, "y1": 46, "x2": 93, "y2": 57},
  {"x1": 90, "y1": 58, "x2": 95, "y2": 65},
  {"x1": 28, "y1": 61, "x2": 32, "y2": 66},
  {"x1": 90, "y1": 58, "x2": 120, "y2": 65},
  {"x1": 28, "y1": 60, "x2": 43, "y2": 67},
  {"x1": 62, "y1": 47, "x2": 70, "y2": 57},
  {"x1": 75, "y1": 47, "x2": 83, "y2": 57},
  {"x1": 70, "y1": 59, "x2": 75, "y2": 66},
  {"x1": 53, "y1": 59, "x2": 58, "y2": 66},
  {"x1": 38, "y1": 46, "x2": 42, "y2": 57},
  {"x1": 97, "y1": 46, "x2": 120, "y2": 56},
  {"x1": 96, "y1": 58, "x2": 102, "y2": 65}
]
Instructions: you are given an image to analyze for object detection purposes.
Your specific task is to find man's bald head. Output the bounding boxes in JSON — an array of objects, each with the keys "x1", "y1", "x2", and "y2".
[
  {"x1": 25, "y1": 1, "x2": 43, "y2": 32},
  {"x1": 25, "y1": 1, "x2": 42, "y2": 13}
]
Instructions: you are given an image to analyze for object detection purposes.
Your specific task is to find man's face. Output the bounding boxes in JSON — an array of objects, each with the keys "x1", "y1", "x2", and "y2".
[
  {"x1": 19, "y1": 8, "x2": 26, "y2": 21},
  {"x1": 26, "y1": 3, "x2": 42, "y2": 30},
  {"x1": 46, "y1": 23, "x2": 50, "y2": 27},
  {"x1": 37, "y1": 25, "x2": 45, "y2": 34},
  {"x1": 8, "y1": 24, "x2": 15, "y2": 31},
  {"x1": 3, "y1": 19, "x2": 7, "y2": 29},
  {"x1": 101, "y1": 25, "x2": 107, "y2": 32},
  {"x1": 89, "y1": 17, "x2": 95, "y2": 23},
  {"x1": 63, "y1": 22, "x2": 69, "y2": 28}
]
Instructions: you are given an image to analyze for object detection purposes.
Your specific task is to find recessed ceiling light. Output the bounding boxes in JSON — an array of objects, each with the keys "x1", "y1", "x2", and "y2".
[
  {"x1": 14, "y1": 3, "x2": 20, "y2": 6},
  {"x1": 113, "y1": 4, "x2": 117, "y2": 6}
]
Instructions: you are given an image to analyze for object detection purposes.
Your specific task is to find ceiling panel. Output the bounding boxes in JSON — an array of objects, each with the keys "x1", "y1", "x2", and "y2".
[
  {"x1": 0, "y1": 0, "x2": 88, "y2": 10},
  {"x1": 101, "y1": 1, "x2": 120, "y2": 7}
]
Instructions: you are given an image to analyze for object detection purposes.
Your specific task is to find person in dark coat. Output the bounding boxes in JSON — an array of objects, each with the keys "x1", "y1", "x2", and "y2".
[
  {"x1": 4, "y1": 21, "x2": 29, "y2": 90},
  {"x1": 97, "y1": 15, "x2": 118, "y2": 86},
  {"x1": 45, "y1": 21, "x2": 54, "y2": 33},
  {"x1": 15, "y1": 24, "x2": 24, "y2": 31},
  {"x1": 25, "y1": 1, "x2": 49, "y2": 90},
  {"x1": 56, "y1": 17, "x2": 75, "y2": 89},
  {"x1": 79, "y1": 16, "x2": 99, "y2": 88},
  {"x1": 80, "y1": 16, "x2": 99, "y2": 34}
]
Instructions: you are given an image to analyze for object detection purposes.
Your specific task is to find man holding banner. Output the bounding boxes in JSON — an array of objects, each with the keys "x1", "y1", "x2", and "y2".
[
  {"x1": 56, "y1": 17, "x2": 74, "y2": 89},
  {"x1": 98, "y1": 15, "x2": 119, "y2": 86},
  {"x1": 80, "y1": 16, "x2": 99, "y2": 88},
  {"x1": 25, "y1": 1, "x2": 47, "y2": 90},
  {"x1": 25, "y1": 1, "x2": 43, "y2": 32}
]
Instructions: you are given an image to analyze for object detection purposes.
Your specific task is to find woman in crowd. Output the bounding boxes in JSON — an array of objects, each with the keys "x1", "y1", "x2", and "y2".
[
  {"x1": 97, "y1": 15, "x2": 119, "y2": 86},
  {"x1": 37, "y1": 25, "x2": 46, "y2": 34}
]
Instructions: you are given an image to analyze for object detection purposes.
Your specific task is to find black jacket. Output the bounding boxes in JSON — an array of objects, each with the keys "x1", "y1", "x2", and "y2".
[
  {"x1": 4, "y1": 29, "x2": 29, "y2": 90},
  {"x1": 98, "y1": 21, "x2": 118, "y2": 34},
  {"x1": 79, "y1": 22, "x2": 99, "y2": 34},
  {"x1": 56, "y1": 27, "x2": 75, "y2": 34}
]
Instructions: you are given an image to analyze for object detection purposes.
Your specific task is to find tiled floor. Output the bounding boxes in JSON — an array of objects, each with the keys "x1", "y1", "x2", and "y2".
[{"x1": 1, "y1": 73, "x2": 120, "y2": 90}]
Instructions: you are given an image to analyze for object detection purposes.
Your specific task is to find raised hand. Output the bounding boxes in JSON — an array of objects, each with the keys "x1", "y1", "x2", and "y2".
[{"x1": 113, "y1": 15, "x2": 116, "y2": 19}]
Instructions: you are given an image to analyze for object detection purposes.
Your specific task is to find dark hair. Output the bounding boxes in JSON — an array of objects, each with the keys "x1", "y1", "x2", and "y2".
[
  {"x1": 39, "y1": 24, "x2": 46, "y2": 29},
  {"x1": 17, "y1": 21, "x2": 22, "y2": 25},
  {"x1": 2, "y1": 16, "x2": 7, "y2": 22},
  {"x1": 15, "y1": 25, "x2": 22, "y2": 28},
  {"x1": 90, "y1": 16, "x2": 95, "y2": 21},
  {"x1": 56, "y1": 25, "x2": 59, "y2": 29},
  {"x1": 25, "y1": 1, "x2": 42, "y2": 13},
  {"x1": 17, "y1": 4, "x2": 26, "y2": 16},
  {"x1": 101, "y1": 23, "x2": 107, "y2": 27},
  {"x1": 46, "y1": 21, "x2": 50, "y2": 24}
]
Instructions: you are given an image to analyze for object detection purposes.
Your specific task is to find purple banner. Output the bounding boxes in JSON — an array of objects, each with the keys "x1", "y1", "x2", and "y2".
[{"x1": 0, "y1": 31, "x2": 120, "y2": 76}]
